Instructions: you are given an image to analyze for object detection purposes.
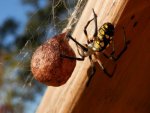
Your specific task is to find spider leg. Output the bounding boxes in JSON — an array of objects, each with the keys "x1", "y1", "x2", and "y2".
[
  {"x1": 60, "y1": 54, "x2": 84, "y2": 61},
  {"x1": 86, "y1": 55, "x2": 96, "y2": 86},
  {"x1": 92, "y1": 9, "x2": 98, "y2": 37},
  {"x1": 84, "y1": 9, "x2": 98, "y2": 43},
  {"x1": 94, "y1": 54, "x2": 114, "y2": 78},
  {"x1": 61, "y1": 34, "x2": 87, "y2": 61},
  {"x1": 84, "y1": 18, "x2": 94, "y2": 42},
  {"x1": 74, "y1": 38, "x2": 85, "y2": 57},
  {"x1": 101, "y1": 38, "x2": 115, "y2": 59},
  {"x1": 111, "y1": 27, "x2": 130, "y2": 61},
  {"x1": 67, "y1": 34, "x2": 88, "y2": 51},
  {"x1": 102, "y1": 27, "x2": 130, "y2": 61}
]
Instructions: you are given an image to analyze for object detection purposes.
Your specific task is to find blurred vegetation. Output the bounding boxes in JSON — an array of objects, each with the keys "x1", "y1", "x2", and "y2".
[{"x1": 0, "y1": 0, "x2": 82, "y2": 113}]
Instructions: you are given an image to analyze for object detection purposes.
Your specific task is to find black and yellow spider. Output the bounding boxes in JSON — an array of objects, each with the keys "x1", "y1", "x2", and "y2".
[{"x1": 61, "y1": 9, "x2": 128, "y2": 85}]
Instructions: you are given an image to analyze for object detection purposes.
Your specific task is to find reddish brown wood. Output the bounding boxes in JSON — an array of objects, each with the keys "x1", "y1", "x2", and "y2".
[
  {"x1": 35, "y1": 0, "x2": 150, "y2": 113},
  {"x1": 72, "y1": 0, "x2": 150, "y2": 113}
]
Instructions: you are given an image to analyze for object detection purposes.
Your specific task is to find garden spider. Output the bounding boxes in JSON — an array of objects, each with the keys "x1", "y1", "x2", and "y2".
[{"x1": 61, "y1": 9, "x2": 129, "y2": 86}]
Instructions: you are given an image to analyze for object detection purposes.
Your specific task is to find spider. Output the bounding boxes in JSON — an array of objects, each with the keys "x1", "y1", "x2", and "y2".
[{"x1": 61, "y1": 9, "x2": 129, "y2": 86}]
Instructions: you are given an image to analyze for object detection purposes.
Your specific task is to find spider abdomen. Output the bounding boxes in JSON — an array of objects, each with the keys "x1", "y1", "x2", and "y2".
[
  {"x1": 94, "y1": 22, "x2": 115, "y2": 51},
  {"x1": 98, "y1": 22, "x2": 114, "y2": 38}
]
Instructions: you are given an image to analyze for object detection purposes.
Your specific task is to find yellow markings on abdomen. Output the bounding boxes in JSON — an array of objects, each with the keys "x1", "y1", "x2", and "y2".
[
  {"x1": 94, "y1": 40, "x2": 100, "y2": 49},
  {"x1": 93, "y1": 40, "x2": 105, "y2": 51},
  {"x1": 98, "y1": 28, "x2": 105, "y2": 40},
  {"x1": 104, "y1": 23, "x2": 108, "y2": 29}
]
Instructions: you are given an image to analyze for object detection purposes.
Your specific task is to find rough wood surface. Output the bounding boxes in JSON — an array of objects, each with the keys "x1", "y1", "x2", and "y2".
[
  {"x1": 72, "y1": 0, "x2": 150, "y2": 113},
  {"x1": 36, "y1": 0, "x2": 150, "y2": 113}
]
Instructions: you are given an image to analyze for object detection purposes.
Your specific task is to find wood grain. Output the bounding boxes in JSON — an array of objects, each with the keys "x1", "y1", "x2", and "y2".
[
  {"x1": 36, "y1": 0, "x2": 150, "y2": 113},
  {"x1": 72, "y1": 0, "x2": 150, "y2": 113}
]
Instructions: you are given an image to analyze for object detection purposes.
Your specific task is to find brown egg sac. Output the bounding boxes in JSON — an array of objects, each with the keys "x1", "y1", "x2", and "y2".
[{"x1": 31, "y1": 33, "x2": 76, "y2": 86}]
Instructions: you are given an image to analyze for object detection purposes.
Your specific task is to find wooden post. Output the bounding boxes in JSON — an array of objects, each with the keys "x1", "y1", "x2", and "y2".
[{"x1": 36, "y1": 0, "x2": 145, "y2": 113}]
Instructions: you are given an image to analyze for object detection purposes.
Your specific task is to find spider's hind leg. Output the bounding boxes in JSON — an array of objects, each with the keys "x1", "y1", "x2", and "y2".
[
  {"x1": 95, "y1": 54, "x2": 116, "y2": 78},
  {"x1": 111, "y1": 27, "x2": 130, "y2": 61},
  {"x1": 86, "y1": 65, "x2": 96, "y2": 86},
  {"x1": 103, "y1": 27, "x2": 130, "y2": 61},
  {"x1": 97, "y1": 58, "x2": 114, "y2": 78}
]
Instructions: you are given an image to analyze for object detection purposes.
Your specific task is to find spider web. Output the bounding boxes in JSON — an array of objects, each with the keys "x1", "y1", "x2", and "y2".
[{"x1": 0, "y1": 0, "x2": 87, "y2": 113}]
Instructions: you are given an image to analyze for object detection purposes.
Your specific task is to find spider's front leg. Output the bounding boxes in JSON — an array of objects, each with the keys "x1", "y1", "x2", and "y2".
[
  {"x1": 92, "y1": 9, "x2": 98, "y2": 37},
  {"x1": 60, "y1": 34, "x2": 86, "y2": 61},
  {"x1": 84, "y1": 9, "x2": 98, "y2": 43},
  {"x1": 67, "y1": 34, "x2": 88, "y2": 51},
  {"x1": 84, "y1": 18, "x2": 94, "y2": 43}
]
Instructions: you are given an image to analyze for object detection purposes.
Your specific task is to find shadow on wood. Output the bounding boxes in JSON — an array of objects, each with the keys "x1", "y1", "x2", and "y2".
[{"x1": 72, "y1": 0, "x2": 150, "y2": 113}]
